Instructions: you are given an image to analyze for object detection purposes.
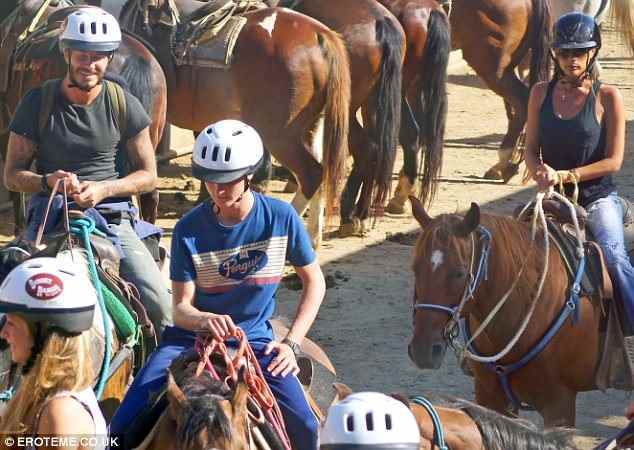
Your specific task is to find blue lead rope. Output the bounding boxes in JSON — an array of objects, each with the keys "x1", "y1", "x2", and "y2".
[
  {"x1": 410, "y1": 396, "x2": 449, "y2": 450},
  {"x1": 70, "y1": 217, "x2": 112, "y2": 400}
]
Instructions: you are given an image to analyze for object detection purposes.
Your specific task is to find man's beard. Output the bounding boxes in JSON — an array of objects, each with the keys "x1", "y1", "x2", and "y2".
[{"x1": 68, "y1": 67, "x2": 104, "y2": 92}]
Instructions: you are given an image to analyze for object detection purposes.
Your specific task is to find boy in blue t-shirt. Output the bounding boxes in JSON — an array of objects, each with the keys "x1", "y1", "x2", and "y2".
[{"x1": 110, "y1": 120, "x2": 326, "y2": 449}]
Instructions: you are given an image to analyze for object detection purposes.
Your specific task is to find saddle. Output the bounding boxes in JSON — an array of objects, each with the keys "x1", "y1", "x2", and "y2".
[
  {"x1": 515, "y1": 197, "x2": 634, "y2": 391},
  {"x1": 120, "y1": 0, "x2": 264, "y2": 68}
]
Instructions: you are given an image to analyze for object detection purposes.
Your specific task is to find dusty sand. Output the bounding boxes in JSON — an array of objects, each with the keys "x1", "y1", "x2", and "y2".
[{"x1": 0, "y1": 20, "x2": 632, "y2": 450}]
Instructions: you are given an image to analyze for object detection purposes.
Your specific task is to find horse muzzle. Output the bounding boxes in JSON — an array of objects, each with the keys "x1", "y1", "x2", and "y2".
[{"x1": 408, "y1": 339, "x2": 447, "y2": 370}]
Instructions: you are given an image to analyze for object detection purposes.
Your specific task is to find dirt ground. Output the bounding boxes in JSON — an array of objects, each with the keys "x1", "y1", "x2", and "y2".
[{"x1": 0, "y1": 20, "x2": 632, "y2": 450}]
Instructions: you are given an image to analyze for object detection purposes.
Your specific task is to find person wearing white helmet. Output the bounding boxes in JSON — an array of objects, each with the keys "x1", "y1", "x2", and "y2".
[
  {"x1": 4, "y1": 6, "x2": 172, "y2": 336},
  {"x1": 321, "y1": 392, "x2": 421, "y2": 450},
  {"x1": 0, "y1": 258, "x2": 107, "y2": 447},
  {"x1": 111, "y1": 120, "x2": 326, "y2": 449}
]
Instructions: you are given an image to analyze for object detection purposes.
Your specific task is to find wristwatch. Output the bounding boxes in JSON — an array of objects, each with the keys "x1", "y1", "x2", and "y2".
[
  {"x1": 40, "y1": 173, "x2": 51, "y2": 193},
  {"x1": 282, "y1": 337, "x2": 301, "y2": 356}
]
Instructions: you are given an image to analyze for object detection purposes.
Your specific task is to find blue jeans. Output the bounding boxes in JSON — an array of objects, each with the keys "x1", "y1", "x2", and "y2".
[
  {"x1": 109, "y1": 220, "x2": 173, "y2": 334},
  {"x1": 109, "y1": 326, "x2": 318, "y2": 450},
  {"x1": 586, "y1": 193, "x2": 634, "y2": 330}
]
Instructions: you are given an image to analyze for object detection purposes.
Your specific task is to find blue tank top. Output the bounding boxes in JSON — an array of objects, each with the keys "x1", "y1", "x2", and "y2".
[{"x1": 539, "y1": 79, "x2": 614, "y2": 207}]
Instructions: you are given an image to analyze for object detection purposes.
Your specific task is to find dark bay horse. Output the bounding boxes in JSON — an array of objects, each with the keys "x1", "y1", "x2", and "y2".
[
  {"x1": 0, "y1": 0, "x2": 168, "y2": 232},
  {"x1": 375, "y1": 0, "x2": 450, "y2": 214},
  {"x1": 407, "y1": 195, "x2": 605, "y2": 427},
  {"x1": 333, "y1": 384, "x2": 577, "y2": 450},
  {"x1": 449, "y1": 0, "x2": 551, "y2": 182},
  {"x1": 120, "y1": 0, "x2": 351, "y2": 247},
  {"x1": 275, "y1": 0, "x2": 405, "y2": 236}
]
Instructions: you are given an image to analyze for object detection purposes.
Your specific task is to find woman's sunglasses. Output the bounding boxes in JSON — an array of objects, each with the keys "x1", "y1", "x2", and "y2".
[{"x1": 554, "y1": 48, "x2": 590, "y2": 58}]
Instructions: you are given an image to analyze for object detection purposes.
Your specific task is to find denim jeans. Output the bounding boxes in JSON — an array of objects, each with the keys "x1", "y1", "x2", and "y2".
[
  {"x1": 109, "y1": 220, "x2": 173, "y2": 335},
  {"x1": 586, "y1": 192, "x2": 634, "y2": 331}
]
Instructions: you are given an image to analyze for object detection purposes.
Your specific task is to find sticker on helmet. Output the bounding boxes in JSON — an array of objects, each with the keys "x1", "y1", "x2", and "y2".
[{"x1": 25, "y1": 274, "x2": 64, "y2": 300}]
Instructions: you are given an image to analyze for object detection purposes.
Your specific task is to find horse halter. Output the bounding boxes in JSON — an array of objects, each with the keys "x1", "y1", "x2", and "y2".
[{"x1": 412, "y1": 225, "x2": 492, "y2": 344}]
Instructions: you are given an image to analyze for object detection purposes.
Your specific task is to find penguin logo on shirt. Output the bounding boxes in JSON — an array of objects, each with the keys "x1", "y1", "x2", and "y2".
[{"x1": 219, "y1": 249, "x2": 268, "y2": 280}]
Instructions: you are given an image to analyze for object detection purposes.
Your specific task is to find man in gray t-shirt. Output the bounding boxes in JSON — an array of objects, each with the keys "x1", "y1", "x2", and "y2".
[{"x1": 3, "y1": 8, "x2": 172, "y2": 335}]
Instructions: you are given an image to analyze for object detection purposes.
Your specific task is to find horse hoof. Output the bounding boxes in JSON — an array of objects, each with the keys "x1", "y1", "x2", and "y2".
[
  {"x1": 338, "y1": 222, "x2": 357, "y2": 238},
  {"x1": 283, "y1": 181, "x2": 298, "y2": 194},
  {"x1": 385, "y1": 198, "x2": 406, "y2": 215},
  {"x1": 483, "y1": 167, "x2": 503, "y2": 180},
  {"x1": 500, "y1": 163, "x2": 519, "y2": 183}
]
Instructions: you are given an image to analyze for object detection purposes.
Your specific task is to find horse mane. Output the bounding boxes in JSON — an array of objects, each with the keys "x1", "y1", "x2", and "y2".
[
  {"x1": 458, "y1": 400, "x2": 578, "y2": 450},
  {"x1": 177, "y1": 370, "x2": 233, "y2": 448}
]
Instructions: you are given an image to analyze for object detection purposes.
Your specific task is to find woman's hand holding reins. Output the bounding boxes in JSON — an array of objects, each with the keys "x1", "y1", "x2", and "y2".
[
  {"x1": 264, "y1": 341, "x2": 300, "y2": 377},
  {"x1": 533, "y1": 163, "x2": 558, "y2": 191}
]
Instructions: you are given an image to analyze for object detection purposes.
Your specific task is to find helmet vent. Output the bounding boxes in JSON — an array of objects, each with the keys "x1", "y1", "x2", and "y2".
[
  {"x1": 201, "y1": 146, "x2": 207, "y2": 159},
  {"x1": 91, "y1": 22, "x2": 97, "y2": 35},
  {"x1": 212, "y1": 145, "x2": 220, "y2": 161},
  {"x1": 232, "y1": 129, "x2": 243, "y2": 136},
  {"x1": 59, "y1": 269, "x2": 74, "y2": 276},
  {"x1": 224, "y1": 148, "x2": 232, "y2": 162},
  {"x1": 206, "y1": 127, "x2": 213, "y2": 135},
  {"x1": 346, "y1": 415, "x2": 354, "y2": 432},
  {"x1": 79, "y1": 23, "x2": 85, "y2": 34},
  {"x1": 385, "y1": 414, "x2": 392, "y2": 430},
  {"x1": 103, "y1": 23, "x2": 107, "y2": 34},
  {"x1": 365, "y1": 413, "x2": 374, "y2": 431}
]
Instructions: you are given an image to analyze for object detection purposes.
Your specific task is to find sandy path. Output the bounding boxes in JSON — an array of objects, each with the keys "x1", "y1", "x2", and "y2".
[{"x1": 0, "y1": 19, "x2": 632, "y2": 450}]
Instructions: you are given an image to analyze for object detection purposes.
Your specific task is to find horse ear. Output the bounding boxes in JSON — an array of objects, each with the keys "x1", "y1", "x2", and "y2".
[
  {"x1": 409, "y1": 196, "x2": 433, "y2": 228},
  {"x1": 333, "y1": 382, "x2": 353, "y2": 400},
  {"x1": 166, "y1": 370, "x2": 188, "y2": 421},
  {"x1": 454, "y1": 202, "x2": 480, "y2": 237}
]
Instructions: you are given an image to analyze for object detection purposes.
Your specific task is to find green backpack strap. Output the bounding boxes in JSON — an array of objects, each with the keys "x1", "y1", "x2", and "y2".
[
  {"x1": 39, "y1": 79, "x2": 128, "y2": 140},
  {"x1": 38, "y1": 78, "x2": 61, "y2": 138},
  {"x1": 105, "y1": 80, "x2": 127, "y2": 141}
]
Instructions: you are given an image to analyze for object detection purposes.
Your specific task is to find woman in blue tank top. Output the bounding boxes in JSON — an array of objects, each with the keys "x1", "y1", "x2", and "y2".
[{"x1": 524, "y1": 13, "x2": 633, "y2": 333}]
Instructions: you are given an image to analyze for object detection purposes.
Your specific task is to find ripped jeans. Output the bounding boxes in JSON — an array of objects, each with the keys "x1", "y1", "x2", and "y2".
[{"x1": 586, "y1": 192, "x2": 634, "y2": 332}]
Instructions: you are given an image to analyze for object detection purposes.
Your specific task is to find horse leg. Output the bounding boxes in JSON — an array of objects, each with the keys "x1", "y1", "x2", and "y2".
[
  {"x1": 478, "y1": 69, "x2": 527, "y2": 183},
  {"x1": 139, "y1": 190, "x2": 159, "y2": 224},
  {"x1": 473, "y1": 371, "x2": 515, "y2": 417},
  {"x1": 251, "y1": 147, "x2": 273, "y2": 194},
  {"x1": 156, "y1": 122, "x2": 171, "y2": 166},
  {"x1": 191, "y1": 130, "x2": 210, "y2": 204},
  {"x1": 386, "y1": 98, "x2": 419, "y2": 215},
  {"x1": 339, "y1": 115, "x2": 370, "y2": 237},
  {"x1": 537, "y1": 388, "x2": 577, "y2": 428}
]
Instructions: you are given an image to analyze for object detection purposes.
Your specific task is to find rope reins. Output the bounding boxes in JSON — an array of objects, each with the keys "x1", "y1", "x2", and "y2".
[{"x1": 194, "y1": 330, "x2": 292, "y2": 450}]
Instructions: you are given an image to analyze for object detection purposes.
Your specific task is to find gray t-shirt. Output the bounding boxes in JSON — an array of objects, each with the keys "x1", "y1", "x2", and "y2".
[{"x1": 9, "y1": 79, "x2": 151, "y2": 182}]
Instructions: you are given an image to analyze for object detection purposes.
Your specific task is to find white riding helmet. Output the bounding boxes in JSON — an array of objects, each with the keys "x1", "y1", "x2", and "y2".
[
  {"x1": 0, "y1": 258, "x2": 96, "y2": 334},
  {"x1": 192, "y1": 120, "x2": 264, "y2": 184},
  {"x1": 321, "y1": 392, "x2": 421, "y2": 450},
  {"x1": 59, "y1": 7, "x2": 122, "y2": 53}
]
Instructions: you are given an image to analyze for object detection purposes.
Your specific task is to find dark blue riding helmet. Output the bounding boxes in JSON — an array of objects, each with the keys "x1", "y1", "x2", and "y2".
[{"x1": 552, "y1": 12, "x2": 601, "y2": 50}]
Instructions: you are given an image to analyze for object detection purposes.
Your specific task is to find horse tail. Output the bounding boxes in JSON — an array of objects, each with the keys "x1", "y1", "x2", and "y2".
[
  {"x1": 318, "y1": 30, "x2": 351, "y2": 217},
  {"x1": 119, "y1": 54, "x2": 154, "y2": 114},
  {"x1": 529, "y1": 0, "x2": 552, "y2": 87},
  {"x1": 611, "y1": 0, "x2": 634, "y2": 54},
  {"x1": 371, "y1": 17, "x2": 404, "y2": 208},
  {"x1": 417, "y1": 8, "x2": 450, "y2": 207}
]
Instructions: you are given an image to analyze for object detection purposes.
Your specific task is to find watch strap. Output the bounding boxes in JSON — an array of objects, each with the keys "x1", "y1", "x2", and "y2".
[{"x1": 282, "y1": 337, "x2": 301, "y2": 356}]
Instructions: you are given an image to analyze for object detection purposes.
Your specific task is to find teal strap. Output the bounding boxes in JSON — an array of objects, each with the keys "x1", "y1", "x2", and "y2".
[
  {"x1": 69, "y1": 217, "x2": 112, "y2": 400},
  {"x1": 0, "y1": 386, "x2": 14, "y2": 401},
  {"x1": 410, "y1": 396, "x2": 449, "y2": 450}
]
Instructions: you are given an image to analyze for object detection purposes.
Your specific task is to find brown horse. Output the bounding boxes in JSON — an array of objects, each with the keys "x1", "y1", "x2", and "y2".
[
  {"x1": 448, "y1": 0, "x2": 551, "y2": 182},
  {"x1": 406, "y1": 195, "x2": 609, "y2": 427},
  {"x1": 120, "y1": 0, "x2": 351, "y2": 246},
  {"x1": 375, "y1": 0, "x2": 450, "y2": 214},
  {"x1": 137, "y1": 329, "x2": 337, "y2": 450},
  {"x1": 273, "y1": 0, "x2": 405, "y2": 236},
  {"x1": 332, "y1": 384, "x2": 577, "y2": 450},
  {"x1": 0, "y1": 0, "x2": 168, "y2": 233}
]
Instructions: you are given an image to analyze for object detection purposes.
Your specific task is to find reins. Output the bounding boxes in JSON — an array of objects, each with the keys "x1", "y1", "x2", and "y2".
[{"x1": 194, "y1": 330, "x2": 292, "y2": 450}]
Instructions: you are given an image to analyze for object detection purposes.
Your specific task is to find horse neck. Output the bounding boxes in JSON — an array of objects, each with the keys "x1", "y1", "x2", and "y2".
[{"x1": 467, "y1": 216, "x2": 564, "y2": 346}]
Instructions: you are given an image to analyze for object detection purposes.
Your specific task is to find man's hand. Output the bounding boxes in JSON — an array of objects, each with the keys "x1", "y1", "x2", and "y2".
[
  {"x1": 47, "y1": 170, "x2": 81, "y2": 195},
  {"x1": 72, "y1": 180, "x2": 108, "y2": 208},
  {"x1": 197, "y1": 313, "x2": 237, "y2": 340},
  {"x1": 264, "y1": 341, "x2": 299, "y2": 377},
  {"x1": 533, "y1": 163, "x2": 558, "y2": 191}
]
